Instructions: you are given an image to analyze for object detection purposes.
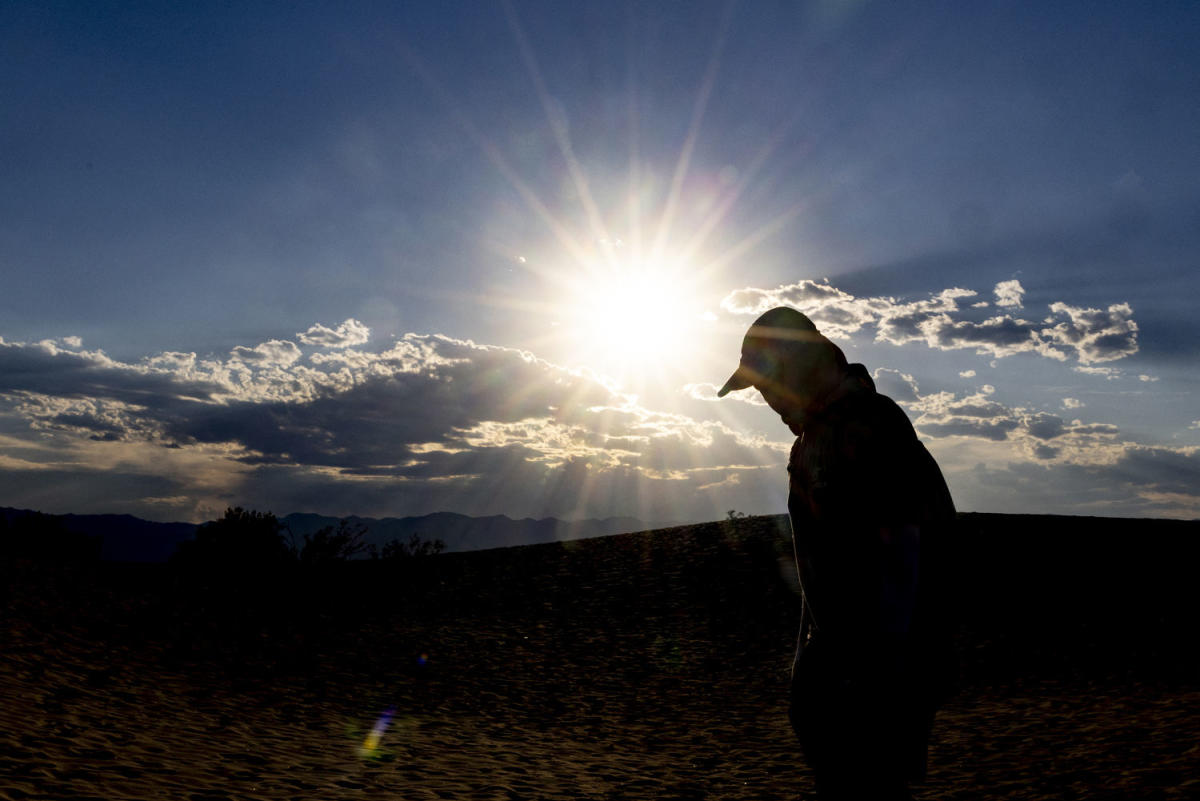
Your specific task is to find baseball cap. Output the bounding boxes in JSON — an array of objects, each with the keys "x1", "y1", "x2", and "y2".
[{"x1": 716, "y1": 307, "x2": 822, "y2": 397}]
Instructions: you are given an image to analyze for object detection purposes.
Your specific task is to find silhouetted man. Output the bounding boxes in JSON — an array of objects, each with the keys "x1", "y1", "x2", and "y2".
[{"x1": 717, "y1": 307, "x2": 956, "y2": 801}]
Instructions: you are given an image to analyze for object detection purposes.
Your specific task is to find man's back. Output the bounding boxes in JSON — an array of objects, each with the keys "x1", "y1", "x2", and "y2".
[{"x1": 787, "y1": 383, "x2": 955, "y2": 645}]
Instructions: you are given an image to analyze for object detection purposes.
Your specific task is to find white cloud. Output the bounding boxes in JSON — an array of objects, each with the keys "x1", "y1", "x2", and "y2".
[
  {"x1": 230, "y1": 339, "x2": 302, "y2": 367},
  {"x1": 1, "y1": 320, "x2": 1193, "y2": 523},
  {"x1": 297, "y1": 318, "x2": 370, "y2": 349},
  {"x1": 1074, "y1": 365, "x2": 1121, "y2": 380},
  {"x1": 720, "y1": 278, "x2": 885, "y2": 338},
  {"x1": 720, "y1": 279, "x2": 1138, "y2": 365},
  {"x1": 1138, "y1": 374, "x2": 1159, "y2": 383},
  {"x1": 872, "y1": 368, "x2": 920, "y2": 403},
  {"x1": 993, "y1": 279, "x2": 1025, "y2": 308},
  {"x1": 0, "y1": 331, "x2": 791, "y2": 522},
  {"x1": 1041, "y1": 302, "x2": 1138, "y2": 364},
  {"x1": 903, "y1": 378, "x2": 1126, "y2": 468},
  {"x1": 683, "y1": 382, "x2": 767, "y2": 405},
  {"x1": 1063, "y1": 397, "x2": 1084, "y2": 409},
  {"x1": 959, "y1": 369, "x2": 976, "y2": 378}
]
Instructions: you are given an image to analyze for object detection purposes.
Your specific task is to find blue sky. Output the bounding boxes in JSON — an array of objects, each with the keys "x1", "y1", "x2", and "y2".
[{"x1": 2, "y1": 1, "x2": 1198, "y2": 524}]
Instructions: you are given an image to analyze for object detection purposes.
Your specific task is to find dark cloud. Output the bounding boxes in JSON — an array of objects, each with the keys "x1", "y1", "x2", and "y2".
[
  {"x1": 1, "y1": 324, "x2": 1190, "y2": 523},
  {"x1": 1026, "y1": 413, "x2": 1068, "y2": 441},
  {"x1": 0, "y1": 331, "x2": 787, "y2": 522},
  {"x1": 0, "y1": 340, "x2": 222, "y2": 404},
  {"x1": 49, "y1": 412, "x2": 129, "y2": 440},
  {"x1": 871, "y1": 368, "x2": 920, "y2": 403},
  {"x1": 0, "y1": 465, "x2": 186, "y2": 517},
  {"x1": 923, "y1": 315, "x2": 1048, "y2": 358},
  {"x1": 1031, "y1": 443, "x2": 1060, "y2": 460},
  {"x1": 955, "y1": 445, "x2": 1200, "y2": 520},
  {"x1": 1112, "y1": 445, "x2": 1200, "y2": 498},
  {"x1": 918, "y1": 418, "x2": 1019, "y2": 441},
  {"x1": 161, "y1": 342, "x2": 621, "y2": 470}
]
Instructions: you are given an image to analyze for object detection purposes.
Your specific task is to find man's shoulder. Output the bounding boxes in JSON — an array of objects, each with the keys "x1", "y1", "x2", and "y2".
[{"x1": 836, "y1": 387, "x2": 916, "y2": 435}]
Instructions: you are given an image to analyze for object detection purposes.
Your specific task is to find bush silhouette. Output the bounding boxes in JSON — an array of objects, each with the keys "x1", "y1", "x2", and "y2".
[
  {"x1": 380, "y1": 532, "x2": 446, "y2": 559},
  {"x1": 298, "y1": 519, "x2": 373, "y2": 566},
  {"x1": 172, "y1": 508, "x2": 447, "y2": 570},
  {"x1": 172, "y1": 507, "x2": 292, "y2": 576}
]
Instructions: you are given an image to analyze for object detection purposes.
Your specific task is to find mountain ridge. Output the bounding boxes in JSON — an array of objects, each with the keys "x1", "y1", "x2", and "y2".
[{"x1": 0, "y1": 506, "x2": 668, "y2": 562}]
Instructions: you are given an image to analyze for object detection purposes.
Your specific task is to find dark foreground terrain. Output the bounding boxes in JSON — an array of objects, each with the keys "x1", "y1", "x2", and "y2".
[{"x1": 2, "y1": 514, "x2": 1198, "y2": 800}]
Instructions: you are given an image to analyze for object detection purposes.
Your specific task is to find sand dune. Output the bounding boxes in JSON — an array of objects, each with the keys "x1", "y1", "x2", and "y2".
[{"x1": 3, "y1": 515, "x2": 1197, "y2": 799}]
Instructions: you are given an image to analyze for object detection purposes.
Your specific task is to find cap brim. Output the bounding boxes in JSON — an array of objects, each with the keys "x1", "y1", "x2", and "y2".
[{"x1": 716, "y1": 365, "x2": 754, "y2": 398}]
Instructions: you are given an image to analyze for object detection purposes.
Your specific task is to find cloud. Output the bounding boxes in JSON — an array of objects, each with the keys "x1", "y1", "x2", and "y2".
[
  {"x1": 682, "y1": 382, "x2": 767, "y2": 406},
  {"x1": 959, "y1": 369, "x2": 976, "y2": 378},
  {"x1": 0, "y1": 331, "x2": 790, "y2": 522},
  {"x1": 720, "y1": 279, "x2": 886, "y2": 338},
  {"x1": 720, "y1": 279, "x2": 1138, "y2": 365},
  {"x1": 1062, "y1": 397, "x2": 1084, "y2": 409},
  {"x1": 901, "y1": 380, "x2": 1125, "y2": 465},
  {"x1": 1041, "y1": 302, "x2": 1139, "y2": 364},
  {"x1": 0, "y1": 339, "x2": 225, "y2": 406},
  {"x1": 1074, "y1": 365, "x2": 1121, "y2": 380},
  {"x1": 1, "y1": 321, "x2": 1193, "y2": 524},
  {"x1": 230, "y1": 339, "x2": 302, "y2": 367},
  {"x1": 871, "y1": 368, "x2": 920, "y2": 403},
  {"x1": 956, "y1": 443, "x2": 1200, "y2": 520},
  {"x1": 1025, "y1": 412, "x2": 1068, "y2": 441},
  {"x1": 893, "y1": 377, "x2": 1198, "y2": 518},
  {"x1": 994, "y1": 279, "x2": 1025, "y2": 308},
  {"x1": 297, "y1": 318, "x2": 370, "y2": 349}
]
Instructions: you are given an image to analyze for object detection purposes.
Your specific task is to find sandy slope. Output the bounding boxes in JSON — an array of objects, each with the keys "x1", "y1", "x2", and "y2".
[{"x1": 2, "y1": 517, "x2": 1197, "y2": 800}]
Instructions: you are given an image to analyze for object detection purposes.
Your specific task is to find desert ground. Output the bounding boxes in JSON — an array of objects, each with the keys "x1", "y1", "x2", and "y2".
[{"x1": 2, "y1": 514, "x2": 1197, "y2": 800}]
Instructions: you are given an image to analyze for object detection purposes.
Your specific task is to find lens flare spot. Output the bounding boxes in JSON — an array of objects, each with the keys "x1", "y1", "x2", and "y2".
[{"x1": 359, "y1": 706, "x2": 396, "y2": 757}]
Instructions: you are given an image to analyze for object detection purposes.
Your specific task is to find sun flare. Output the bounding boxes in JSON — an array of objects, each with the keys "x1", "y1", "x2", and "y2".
[{"x1": 563, "y1": 259, "x2": 702, "y2": 372}]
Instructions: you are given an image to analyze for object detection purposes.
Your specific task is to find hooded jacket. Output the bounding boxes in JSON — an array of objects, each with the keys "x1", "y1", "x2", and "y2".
[{"x1": 787, "y1": 365, "x2": 957, "y2": 659}]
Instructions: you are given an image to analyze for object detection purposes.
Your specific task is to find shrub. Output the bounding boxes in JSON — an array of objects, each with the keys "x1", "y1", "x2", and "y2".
[
  {"x1": 172, "y1": 507, "x2": 292, "y2": 575},
  {"x1": 298, "y1": 519, "x2": 373, "y2": 566},
  {"x1": 380, "y1": 532, "x2": 446, "y2": 560}
]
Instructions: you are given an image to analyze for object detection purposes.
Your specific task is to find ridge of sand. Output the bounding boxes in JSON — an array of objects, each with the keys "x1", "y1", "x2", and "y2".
[{"x1": 3, "y1": 515, "x2": 1197, "y2": 799}]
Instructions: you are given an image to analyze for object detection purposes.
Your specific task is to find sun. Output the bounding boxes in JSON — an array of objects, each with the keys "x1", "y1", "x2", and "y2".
[{"x1": 563, "y1": 259, "x2": 702, "y2": 373}]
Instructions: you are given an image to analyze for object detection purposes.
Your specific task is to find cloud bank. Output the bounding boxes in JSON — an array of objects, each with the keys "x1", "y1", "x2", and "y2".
[
  {"x1": 870, "y1": 368, "x2": 1200, "y2": 519},
  {"x1": 721, "y1": 279, "x2": 1138, "y2": 364},
  {"x1": 0, "y1": 328, "x2": 787, "y2": 523},
  {"x1": 1, "y1": 304, "x2": 1194, "y2": 523}
]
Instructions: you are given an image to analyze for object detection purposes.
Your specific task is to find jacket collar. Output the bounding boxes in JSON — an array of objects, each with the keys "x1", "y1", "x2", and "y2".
[{"x1": 786, "y1": 366, "x2": 874, "y2": 435}]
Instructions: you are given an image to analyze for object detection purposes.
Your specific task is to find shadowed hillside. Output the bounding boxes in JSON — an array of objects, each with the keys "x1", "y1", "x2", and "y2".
[{"x1": 2, "y1": 512, "x2": 1197, "y2": 799}]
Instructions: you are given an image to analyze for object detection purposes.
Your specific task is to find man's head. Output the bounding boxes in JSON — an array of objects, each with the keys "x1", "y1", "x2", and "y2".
[{"x1": 717, "y1": 307, "x2": 847, "y2": 427}]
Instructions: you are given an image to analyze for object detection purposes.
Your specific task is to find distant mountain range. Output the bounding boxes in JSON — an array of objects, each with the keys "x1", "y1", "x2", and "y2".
[{"x1": 0, "y1": 507, "x2": 662, "y2": 562}]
